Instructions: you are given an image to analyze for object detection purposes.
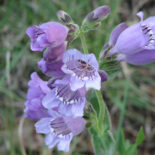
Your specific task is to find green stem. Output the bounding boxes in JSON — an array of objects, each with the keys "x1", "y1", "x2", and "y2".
[
  {"x1": 79, "y1": 31, "x2": 89, "y2": 54},
  {"x1": 95, "y1": 90, "x2": 105, "y2": 135},
  {"x1": 79, "y1": 30, "x2": 105, "y2": 135}
]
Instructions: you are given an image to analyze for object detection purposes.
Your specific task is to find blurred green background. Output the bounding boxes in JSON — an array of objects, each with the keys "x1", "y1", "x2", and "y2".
[{"x1": 0, "y1": 0, "x2": 155, "y2": 154}]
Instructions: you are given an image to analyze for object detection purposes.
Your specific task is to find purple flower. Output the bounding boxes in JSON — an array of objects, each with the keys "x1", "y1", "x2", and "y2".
[
  {"x1": 61, "y1": 49, "x2": 101, "y2": 91},
  {"x1": 109, "y1": 12, "x2": 155, "y2": 65},
  {"x1": 108, "y1": 23, "x2": 128, "y2": 47},
  {"x1": 24, "y1": 72, "x2": 51, "y2": 120},
  {"x1": 35, "y1": 112, "x2": 86, "y2": 152},
  {"x1": 42, "y1": 77, "x2": 86, "y2": 117},
  {"x1": 26, "y1": 22, "x2": 68, "y2": 51},
  {"x1": 38, "y1": 43, "x2": 66, "y2": 76}
]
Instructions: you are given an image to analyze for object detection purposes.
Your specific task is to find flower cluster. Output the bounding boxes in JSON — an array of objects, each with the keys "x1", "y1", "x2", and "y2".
[
  {"x1": 25, "y1": 6, "x2": 154, "y2": 152},
  {"x1": 25, "y1": 20, "x2": 108, "y2": 152}
]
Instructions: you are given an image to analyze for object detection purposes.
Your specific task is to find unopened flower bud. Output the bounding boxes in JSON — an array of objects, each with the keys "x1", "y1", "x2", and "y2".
[
  {"x1": 57, "y1": 10, "x2": 72, "y2": 24},
  {"x1": 66, "y1": 24, "x2": 79, "y2": 44},
  {"x1": 67, "y1": 23, "x2": 79, "y2": 33},
  {"x1": 82, "y1": 6, "x2": 110, "y2": 32},
  {"x1": 85, "y1": 6, "x2": 110, "y2": 23}
]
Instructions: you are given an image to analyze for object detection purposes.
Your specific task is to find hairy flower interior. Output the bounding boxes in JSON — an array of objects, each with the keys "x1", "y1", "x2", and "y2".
[
  {"x1": 66, "y1": 58, "x2": 96, "y2": 80},
  {"x1": 50, "y1": 117, "x2": 71, "y2": 137},
  {"x1": 141, "y1": 24, "x2": 155, "y2": 48},
  {"x1": 55, "y1": 84, "x2": 81, "y2": 104},
  {"x1": 33, "y1": 26, "x2": 45, "y2": 41}
]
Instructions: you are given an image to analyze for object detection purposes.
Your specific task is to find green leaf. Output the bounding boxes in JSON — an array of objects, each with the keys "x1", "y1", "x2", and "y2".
[
  {"x1": 117, "y1": 129, "x2": 125, "y2": 155},
  {"x1": 106, "y1": 68, "x2": 121, "y2": 80},
  {"x1": 136, "y1": 127, "x2": 145, "y2": 146},
  {"x1": 100, "y1": 60, "x2": 119, "y2": 69},
  {"x1": 89, "y1": 90, "x2": 100, "y2": 116},
  {"x1": 125, "y1": 144, "x2": 137, "y2": 155},
  {"x1": 89, "y1": 127, "x2": 104, "y2": 155},
  {"x1": 99, "y1": 59, "x2": 121, "y2": 80},
  {"x1": 103, "y1": 105, "x2": 112, "y2": 131}
]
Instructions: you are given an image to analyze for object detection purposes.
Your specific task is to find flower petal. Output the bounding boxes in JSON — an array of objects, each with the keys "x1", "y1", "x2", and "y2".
[
  {"x1": 40, "y1": 22, "x2": 69, "y2": 48},
  {"x1": 109, "y1": 23, "x2": 128, "y2": 46},
  {"x1": 122, "y1": 49, "x2": 155, "y2": 65},
  {"x1": 42, "y1": 92, "x2": 60, "y2": 109},
  {"x1": 35, "y1": 118, "x2": 52, "y2": 134},
  {"x1": 57, "y1": 136, "x2": 72, "y2": 152},
  {"x1": 85, "y1": 72, "x2": 101, "y2": 90},
  {"x1": 64, "y1": 117, "x2": 86, "y2": 136},
  {"x1": 45, "y1": 133, "x2": 58, "y2": 148}
]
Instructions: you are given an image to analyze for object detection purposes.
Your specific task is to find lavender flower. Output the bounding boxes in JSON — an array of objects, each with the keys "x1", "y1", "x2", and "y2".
[
  {"x1": 26, "y1": 22, "x2": 68, "y2": 51},
  {"x1": 42, "y1": 77, "x2": 86, "y2": 117},
  {"x1": 38, "y1": 43, "x2": 66, "y2": 76},
  {"x1": 35, "y1": 112, "x2": 86, "y2": 152},
  {"x1": 109, "y1": 12, "x2": 155, "y2": 65},
  {"x1": 24, "y1": 72, "x2": 51, "y2": 120},
  {"x1": 61, "y1": 49, "x2": 102, "y2": 91}
]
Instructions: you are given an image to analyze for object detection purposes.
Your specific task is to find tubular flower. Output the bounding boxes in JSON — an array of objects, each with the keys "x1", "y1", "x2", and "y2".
[
  {"x1": 35, "y1": 112, "x2": 86, "y2": 152},
  {"x1": 38, "y1": 43, "x2": 66, "y2": 76},
  {"x1": 61, "y1": 49, "x2": 102, "y2": 91},
  {"x1": 24, "y1": 72, "x2": 51, "y2": 120},
  {"x1": 109, "y1": 12, "x2": 155, "y2": 65},
  {"x1": 42, "y1": 77, "x2": 86, "y2": 117},
  {"x1": 26, "y1": 22, "x2": 68, "y2": 51}
]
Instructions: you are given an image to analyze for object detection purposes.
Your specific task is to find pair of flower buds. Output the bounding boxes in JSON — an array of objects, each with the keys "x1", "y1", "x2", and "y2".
[{"x1": 25, "y1": 5, "x2": 155, "y2": 152}]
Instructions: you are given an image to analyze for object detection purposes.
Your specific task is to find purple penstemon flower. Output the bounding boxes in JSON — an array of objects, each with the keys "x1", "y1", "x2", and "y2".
[
  {"x1": 26, "y1": 22, "x2": 68, "y2": 51},
  {"x1": 42, "y1": 77, "x2": 86, "y2": 117},
  {"x1": 61, "y1": 49, "x2": 102, "y2": 91},
  {"x1": 108, "y1": 12, "x2": 155, "y2": 65},
  {"x1": 38, "y1": 42, "x2": 66, "y2": 76},
  {"x1": 35, "y1": 111, "x2": 86, "y2": 152},
  {"x1": 24, "y1": 72, "x2": 51, "y2": 120}
]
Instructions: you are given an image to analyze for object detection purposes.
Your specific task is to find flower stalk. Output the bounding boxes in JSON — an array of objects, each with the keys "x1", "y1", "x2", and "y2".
[
  {"x1": 79, "y1": 31, "x2": 89, "y2": 54},
  {"x1": 79, "y1": 29, "x2": 106, "y2": 135}
]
